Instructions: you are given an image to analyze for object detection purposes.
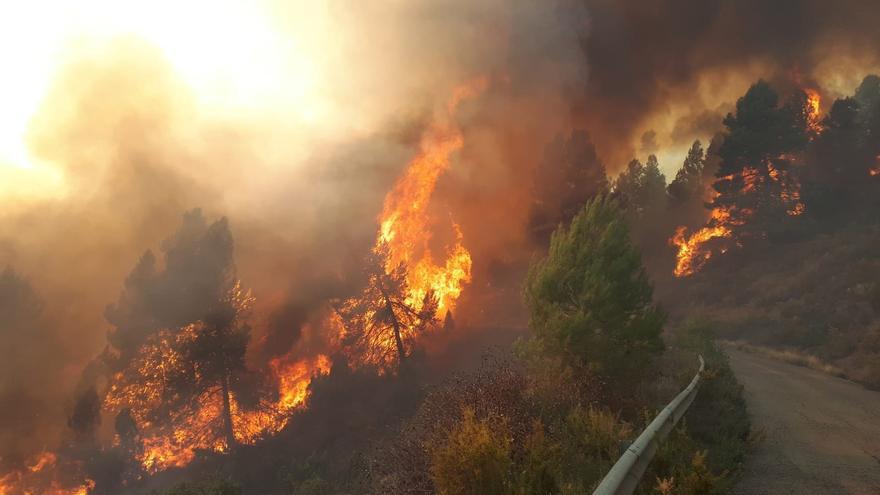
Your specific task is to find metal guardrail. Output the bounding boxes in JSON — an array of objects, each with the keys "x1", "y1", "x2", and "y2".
[{"x1": 592, "y1": 355, "x2": 706, "y2": 495}]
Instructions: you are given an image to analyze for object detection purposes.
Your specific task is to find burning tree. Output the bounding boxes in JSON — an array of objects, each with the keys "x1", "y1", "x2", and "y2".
[
  {"x1": 96, "y1": 210, "x2": 318, "y2": 475},
  {"x1": 104, "y1": 282, "x2": 259, "y2": 468},
  {"x1": 802, "y1": 76, "x2": 880, "y2": 221},
  {"x1": 671, "y1": 81, "x2": 812, "y2": 276},
  {"x1": 711, "y1": 81, "x2": 809, "y2": 232},
  {"x1": 105, "y1": 210, "x2": 238, "y2": 363},
  {"x1": 334, "y1": 76, "x2": 488, "y2": 371},
  {"x1": 336, "y1": 242, "x2": 439, "y2": 371}
]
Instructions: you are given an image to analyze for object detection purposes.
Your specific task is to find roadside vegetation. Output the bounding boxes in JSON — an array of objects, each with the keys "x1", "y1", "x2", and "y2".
[{"x1": 357, "y1": 199, "x2": 751, "y2": 495}]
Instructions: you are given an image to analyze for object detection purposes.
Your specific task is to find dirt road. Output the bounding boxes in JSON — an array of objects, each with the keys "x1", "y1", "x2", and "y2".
[{"x1": 726, "y1": 348, "x2": 880, "y2": 494}]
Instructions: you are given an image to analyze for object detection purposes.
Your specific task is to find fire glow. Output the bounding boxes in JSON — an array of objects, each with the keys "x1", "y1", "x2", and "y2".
[
  {"x1": 99, "y1": 285, "x2": 333, "y2": 474},
  {"x1": 0, "y1": 452, "x2": 94, "y2": 495},
  {"x1": 377, "y1": 76, "x2": 488, "y2": 317},
  {"x1": 805, "y1": 88, "x2": 822, "y2": 134},
  {"x1": 670, "y1": 206, "x2": 746, "y2": 278},
  {"x1": 671, "y1": 157, "x2": 805, "y2": 277},
  {"x1": 73, "y1": 79, "x2": 488, "y2": 479}
]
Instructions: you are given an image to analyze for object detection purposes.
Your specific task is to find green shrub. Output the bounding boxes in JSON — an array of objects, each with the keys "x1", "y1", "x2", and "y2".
[
  {"x1": 430, "y1": 407, "x2": 513, "y2": 495},
  {"x1": 523, "y1": 196, "x2": 665, "y2": 388}
]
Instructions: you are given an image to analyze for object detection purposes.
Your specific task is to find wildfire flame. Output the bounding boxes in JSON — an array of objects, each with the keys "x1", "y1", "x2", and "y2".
[
  {"x1": 128, "y1": 351, "x2": 331, "y2": 473},
  {"x1": 804, "y1": 88, "x2": 822, "y2": 134},
  {"x1": 377, "y1": 76, "x2": 489, "y2": 316},
  {"x1": 103, "y1": 286, "x2": 332, "y2": 473},
  {"x1": 671, "y1": 156, "x2": 804, "y2": 277},
  {"x1": 4, "y1": 78, "x2": 489, "y2": 490},
  {"x1": 0, "y1": 452, "x2": 94, "y2": 495},
  {"x1": 670, "y1": 207, "x2": 743, "y2": 277}
]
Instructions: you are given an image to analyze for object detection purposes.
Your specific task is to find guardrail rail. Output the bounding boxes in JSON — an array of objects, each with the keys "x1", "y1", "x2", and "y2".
[{"x1": 592, "y1": 355, "x2": 706, "y2": 495}]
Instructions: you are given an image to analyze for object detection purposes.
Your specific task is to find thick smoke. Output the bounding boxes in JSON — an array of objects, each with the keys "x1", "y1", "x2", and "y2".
[{"x1": 1, "y1": 0, "x2": 880, "y2": 475}]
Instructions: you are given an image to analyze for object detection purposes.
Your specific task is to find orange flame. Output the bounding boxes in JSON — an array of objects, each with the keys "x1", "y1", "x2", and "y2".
[
  {"x1": 132, "y1": 352, "x2": 331, "y2": 473},
  {"x1": 671, "y1": 155, "x2": 804, "y2": 277},
  {"x1": 0, "y1": 451, "x2": 94, "y2": 495},
  {"x1": 804, "y1": 88, "x2": 822, "y2": 135},
  {"x1": 377, "y1": 76, "x2": 488, "y2": 316},
  {"x1": 104, "y1": 294, "x2": 332, "y2": 474},
  {"x1": 670, "y1": 207, "x2": 739, "y2": 277}
]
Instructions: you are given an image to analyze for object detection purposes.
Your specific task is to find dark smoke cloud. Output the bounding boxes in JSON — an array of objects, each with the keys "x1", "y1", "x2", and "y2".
[
  {"x1": 2, "y1": 0, "x2": 880, "y2": 474},
  {"x1": 574, "y1": 0, "x2": 880, "y2": 170}
]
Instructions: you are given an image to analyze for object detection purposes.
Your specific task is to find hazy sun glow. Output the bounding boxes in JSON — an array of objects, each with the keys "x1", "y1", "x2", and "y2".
[{"x1": 0, "y1": 0, "x2": 324, "y2": 197}]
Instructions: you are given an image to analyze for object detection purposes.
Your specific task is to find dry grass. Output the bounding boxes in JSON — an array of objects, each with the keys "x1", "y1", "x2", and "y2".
[{"x1": 722, "y1": 340, "x2": 848, "y2": 379}]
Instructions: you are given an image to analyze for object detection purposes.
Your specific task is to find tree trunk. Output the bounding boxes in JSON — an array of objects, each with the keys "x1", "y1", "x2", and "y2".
[
  {"x1": 220, "y1": 372, "x2": 237, "y2": 451},
  {"x1": 386, "y1": 298, "x2": 407, "y2": 364},
  {"x1": 376, "y1": 277, "x2": 407, "y2": 365}
]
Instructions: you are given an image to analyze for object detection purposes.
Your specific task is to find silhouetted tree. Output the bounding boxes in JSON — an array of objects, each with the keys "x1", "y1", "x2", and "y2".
[
  {"x1": 642, "y1": 155, "x2": 668, "y2": 208},
  {"x1": 717, "y1": 81, "x2": 808, "y2": 176},
  {"x1": 105, "y1": 283, "x2": 254, "y2": 451},
  {"x1": 69, "y1": 386, "x2": 102, "y2": 441},
  {"x1": 613, "y1": 158, "x2": 644, "y2": 210},
  {"x1": 803, "y1": 97, "x2": 875, "y2": 220},
  {"x1": 105, "y1": 209, "x2": 236, "y2": 364},
  {"x1": 336, "y1": 243, "x2": 438, "y2": 371},
  {"x1": 530, "y1": 130, "x2": 608, "y2": 243},
  {"x1": 613, "y1": 155, "x2": 667, "y2": 217},
  {"x1": 710, "y1": 81, "x2": 811, "y2": 238},
  {"x1": 855, "y1": 74, "x2": 880, "y2": 156},
  {"x1": 668, "y1": 140, "x2": 706, "y2": 204}
]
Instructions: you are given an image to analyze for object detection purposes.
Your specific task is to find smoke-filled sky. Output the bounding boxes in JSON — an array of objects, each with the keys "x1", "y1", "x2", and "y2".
[{"x1": 2, "y1": 0, "x2": 880, "y2": 465}]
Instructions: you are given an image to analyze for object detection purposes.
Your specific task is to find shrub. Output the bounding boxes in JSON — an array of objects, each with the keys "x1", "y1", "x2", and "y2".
[{"x1": 430, "y1": 407, "x2": 513, "y2": 495}]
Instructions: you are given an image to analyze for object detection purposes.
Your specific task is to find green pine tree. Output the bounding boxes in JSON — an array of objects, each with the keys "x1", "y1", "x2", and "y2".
[{"x1": 523, "y1": 196, "x2": 665, "y2": 384}]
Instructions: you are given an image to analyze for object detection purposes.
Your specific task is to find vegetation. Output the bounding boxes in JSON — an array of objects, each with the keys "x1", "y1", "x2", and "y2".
[
  {"x1": 335, "y1": 242, "x2": 439, "y2": 370},
  {"x1": 524, "y1": 196, "x2": 665, "y2": 388},
  {"x1": 530, "y1": 130, "x2": 609, "y2": 242},
  {"x1": 662, "y1": 76, "x2": 880, "y2": 389},
  {"x1": 155, "y1": 477, "x2": 241, "y2": 495},
  {"x1": 430, "y1": 408, "x2": 512, "y2": 495},
  {"x1": 668, "y1": 141, "x2": 706, "y2": 205},
  {"x1": 367, "y1": 203, "x2": 749, "y2": 495}
]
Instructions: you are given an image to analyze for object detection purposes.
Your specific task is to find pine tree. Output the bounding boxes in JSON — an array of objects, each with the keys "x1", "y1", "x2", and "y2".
[
  {"x1": 530, "y1": 130, "x2": 608, "y2": 242},
  {"x1": 102, "y1": 211, "x2": 262, "y2": 455},
  {"x1": 336, "y1": 242, "x2": 438, "y2": 371},
  {"x1": 668, "y1": 140, "x2": 705, "y2": 204},
  {"x1": 613, "y1": 156, "x2": 667, "y2": 217},
  {"x1": 105, "y1": 282, "x2": 254, "y2": 451},
  {"x1": 523, "y1": 196, "x2": 665, "y2": 383},
  {"x1": 710, "y1": 81, "x2": 810, "y2": 237}
]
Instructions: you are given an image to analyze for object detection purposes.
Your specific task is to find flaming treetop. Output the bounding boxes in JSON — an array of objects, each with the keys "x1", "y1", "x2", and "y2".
[{"x1": 377, "y1": 76, "x2": 489, "y2": 316}]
